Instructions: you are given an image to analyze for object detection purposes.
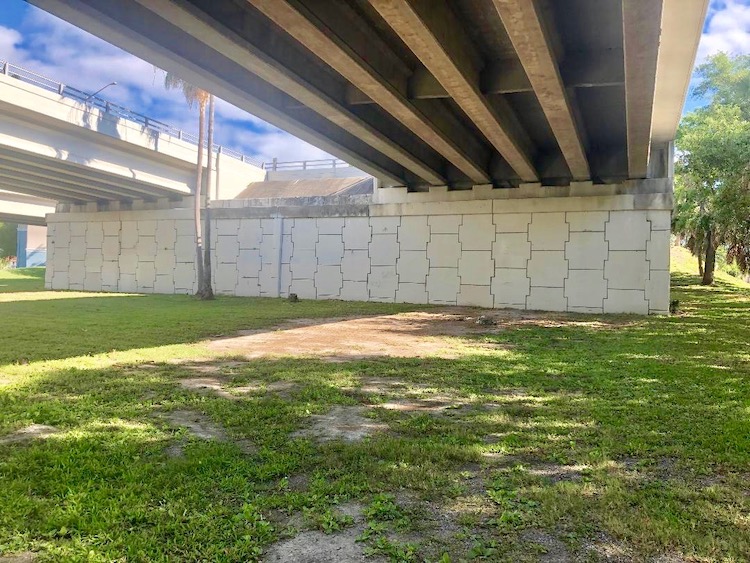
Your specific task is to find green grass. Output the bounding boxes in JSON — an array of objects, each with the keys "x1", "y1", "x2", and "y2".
[{"x1": 1, "y1": 249, "x2": 748, "y2": 562}]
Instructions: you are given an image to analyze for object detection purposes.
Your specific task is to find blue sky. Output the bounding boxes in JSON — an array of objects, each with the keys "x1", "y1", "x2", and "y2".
[{"x1": 1, "y1": 0, "x2": 748, "y2": 162}]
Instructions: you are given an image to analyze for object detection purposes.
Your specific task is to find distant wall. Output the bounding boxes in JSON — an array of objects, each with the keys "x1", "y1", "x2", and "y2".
[
  {"x1": 46, "y1": 180, "x2": 671, "y2": 314},
  {"x1": 16, "y1": 224, "x2": 47, "y2": 267},
  {"x1": 265, "y1": 165, "x2": 369, "y2": 181}
]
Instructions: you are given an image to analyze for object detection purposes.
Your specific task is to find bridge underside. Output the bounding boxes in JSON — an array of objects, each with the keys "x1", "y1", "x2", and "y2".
[{"x1": 32, "y1": 0, "x2": 706, "y2": 189}]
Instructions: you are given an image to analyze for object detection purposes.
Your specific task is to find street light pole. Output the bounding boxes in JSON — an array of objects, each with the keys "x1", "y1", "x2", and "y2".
[{"x1": 83, "y1": 81, "x2": 117, "y2": 102}]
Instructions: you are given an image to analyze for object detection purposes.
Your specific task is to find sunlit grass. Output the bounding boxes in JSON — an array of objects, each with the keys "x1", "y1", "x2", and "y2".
[{"x1": 0, "y1": 248, "x2": 748, "y2": 561}]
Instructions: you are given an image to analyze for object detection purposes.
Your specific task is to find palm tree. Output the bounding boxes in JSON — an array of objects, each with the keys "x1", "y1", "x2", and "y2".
[
  {"x1": 201, "y1": 94, "x2": 216, "y2": 300},
  {"x1": 163, "y1": 73, "x2": 213, "y2": 298}
]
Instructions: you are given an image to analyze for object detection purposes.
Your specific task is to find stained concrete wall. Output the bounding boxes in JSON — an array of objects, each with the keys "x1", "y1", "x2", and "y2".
[{"x1": 45, "y1": 181, "x2": 671, "y2": 314}]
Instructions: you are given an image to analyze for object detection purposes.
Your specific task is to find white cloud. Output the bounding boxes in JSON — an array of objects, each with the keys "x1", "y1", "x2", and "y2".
[{"x1": 696, "y1": 0, "x2": 750, "y2": 63}]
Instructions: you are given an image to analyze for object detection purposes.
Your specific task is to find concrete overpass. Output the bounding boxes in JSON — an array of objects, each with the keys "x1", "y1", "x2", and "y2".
[
  {"x1": 30, "y1": 0, "x2": 707, "y2": 190},
  {"x1": 0, "y1": 190, "x2": 54, "y2": 226},
  {"x1": 0, "y1": 62, "x2": 265, "y2": 207}
]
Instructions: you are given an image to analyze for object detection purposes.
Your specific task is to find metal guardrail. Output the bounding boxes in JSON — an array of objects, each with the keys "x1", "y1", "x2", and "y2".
[
  {"x1": 0, "y1": 60, "x2": 265, "y2": 168},
  {"x1": 263, "y1": 158, "x2": 350, "y2": 171}
]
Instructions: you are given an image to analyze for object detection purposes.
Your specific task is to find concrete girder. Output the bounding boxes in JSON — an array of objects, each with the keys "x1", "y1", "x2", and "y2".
[
  {"x1": 0, "y1": 212, "x2": 48, "y2": 227},
  {"x1": 622, "y1": 0, "x2": 663, "y2": 178},
  {"x1": 491, "y1": 0, "x2": 591, "y2": 181},
  {"x1": 246, "y1": 0, "x2": 492, "y2": 184},
  {"x1": 368, "y1": 0, "x2": 538, "y2": 183},
  {"x1": 0, "y1": 165, "x2": 125, "y2": 202},
  {"x1": 134, "y1": 0, "x2": 445, "y2": 186}
]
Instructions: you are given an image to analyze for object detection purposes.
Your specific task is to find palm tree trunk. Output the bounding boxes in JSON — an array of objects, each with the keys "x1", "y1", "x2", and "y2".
[
  {"x1": 193, "y1": 101, "x2": 206, "y2": 296},
  {"x1": 702, "y1": 229, "x2": 716, "y2": 285},
  {"x1": 200, "y1": 95, "x2": 216, "y2": 300},
  {"x1": 698, "y1": 253, "x2": 704, "y2": 277}
]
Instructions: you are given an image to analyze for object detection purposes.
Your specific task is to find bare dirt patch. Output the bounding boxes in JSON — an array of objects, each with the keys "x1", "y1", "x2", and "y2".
[
  {"x1": 0, "y1": 553, "x2": 36, "y2": 563},
  {"x1": 293, "y1": 406, "x2": 388, "y2": 443},
  {"x1": 264, "y1": 527, "x2": 370, "y2": 563},
  {"x1": 521, "y1": 529, "x2": 572, "y2": 562},
  {"x1": 0, "y1": 424, "x2": 59, "y2": 445},
  {"x1": 179, "y1": 376, "x2": 296, "y2": 400},
  {"x1": 207, "y1": 310, "x2": 515, "y2": 361},
  {"x1": 158, "y1": 409, "x2": 255, "y2": 454}
]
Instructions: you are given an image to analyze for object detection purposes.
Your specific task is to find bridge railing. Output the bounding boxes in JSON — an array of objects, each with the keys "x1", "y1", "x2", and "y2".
[
  {"x1": 0, "y1": 59, "x2": 265, "y2": 168},
  {"x1": 263, "y1": 158, "x2": 350, "y2": 171}
]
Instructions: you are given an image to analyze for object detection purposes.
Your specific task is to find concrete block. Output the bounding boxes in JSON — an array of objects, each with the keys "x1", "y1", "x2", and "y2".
[
  {"x1": 646, "y1": 270, "x2": 671, "y2": 313},
  {"x1": 605, "y1": 251, "x2": 649, "y2": 290},
  {"x1": 565, "y1": 270, "x2": 607, "y2": 309},
  {"x1": 259, "y1": 234, "x2": 277, "y2": 263},
  {"x1": 119, "y1": 274, "x2": 138, "y2": 293},
  {"x1": 236, "y1": 277, "x2": 261, "y2": 297},
  {"x1": 647, "y1": 230, "x2": 671, "y2": 271},
  {"x1": 316, "y1": 217, "x2": 345, "y2": 235},
  {"x1": 261, "y1": 218, "x2": 277, "y2": 235},
  {"x1": 566, "y1": 231, "x2": 608, "y2": 270},
  {"x1": 175, "y1": 219, "x2": 194, "y2": 237},
  {"x1": 70, "y1": 222, "x2": 87, "y2": 237},
  {"x1": 370, "y1": 216, "x2": 400, "y2": 235},
  {"x1": 135, "y1": 262, "x2": 156, "y2": 289},
  {"x1": 154, "y1": 274, "x2": 175, "y2": 294},
  {"x1": 459, "y1": 214, "x2": 495, "y2": 250},
  {"x1": 569, "y1": 306, "x2": 604, "y2": 314},
  {"x1": 138, "y1": 220, "x2": 158, "y2": 237},
  {"x1": 428, "y1": 214, "x2": 461, "y2": 234},
  {"x1": 342, "y1": 250, "x2": 370, "y2": 282},
  {"x1": 136, "y1": 236, "x2": 157, "y2": 260},
  {"x1": 527, "y1": 287, "x2": 567, "y2": 312},
  {"x1": 174, "y1": 235, "x2": 195, "y2": 262},
  {"x1": 458, "y1": 250, "x2": 494, "y2": 286},
  {"x1": 279, "y1": 264, "x2": 292, "y2": 297},
  {"x1": 370, "y1": 233, "x2": 399, "y2": 266},
  {"x1": 238, "y1": 219, "x2": 263, "y2": 249},
  {"x1": 214, "y1": 263, "x2": 238, "y2": 294},
  {"x1": 290, "y1": 249, "x2": 317, "y2": 279},
  {"x1": 216, "y1": 218, "x2": 240, "y2": 237},
  {"x1": 495, "y1": 213, "x2": 531, "y2": 234},
  {"x1": 398, "y1": 216, "x2": 430, "y2": 251},
  {"x1": 457, "y1": 285, "x2": 494, "y2": 308},
  {"x1": 69, "y1": 236, "x2": 86, "y2": 261},
  {"x1": 174, "y1": 263, "x2": 196, "y2": 291},
  {"x1": 317, "y1": 234, "x2": 345, "y2": 266},
  {"x1": 100, "y1": 237, "x2": 119, "y2": 260},
  {"x1": 102, "y1": 221, "x2": 120, "y2": 237},
  {"x1": 119, "y1": 250, "x2": 138, "y2": 275},
  {"x1": 238, "y1": 249, "x2": 262, "y2": 278},
  {"x1": 281, "y1": 235, "x2": 293, "y2": 264},
  {"x1": 216, "y1": 235, "x2": 240, "y2": 263},
  {"x1": 315, "y1": 265, "x2": 343, "y2": 298},
  {"x1": 604, "y1": 289, "x2": 649, "y2": 314},
  {"x1": 427, "y1": 233, "x2": 461, "y2": 268},
  {"x1": 396, "y1": 282, "x2": 429, "y2": 304},
  {"x1": 426, "y1": 267, "x2": 460, "y2": 303},
  {"x1": 84, "y1": 250, "x2": 103, "y2": 272},
  {"x1": 101, "y1": 261, "x2": 119, "y2": 289},
  {"x1": 494, "y1": 233, "x2": 530, "y2": 269},
  {"x1": 85, "y1": 223, "x2": 104, "y2": 248},
  {"x1": 343, "y1": 218, "x2": 371, "y2": 250},
  {"x1": 647, "y1": 210, "x2": 672, "y2": 231},
  {"x1": 292, "y1": 219, "x2": 318, "y2": 250},
  {"x1": 156, "y1": 222, "x2": 177, "y2": 249},
  {"x1": 567, "y1": 211, "x2": 608, "y2": 232},
  {"x1": 606, "y1": 211, "x2": 649, "y2": 251},
  {"x1": 289, "y1": 278, "x2": 317, "y2": 300},
  {"x1": 341, "y1": 280, "x2": 369, "y2": 302},
  {"x1": 492, "y1": 268, "x2": 530, "y2": 306},
  {"x1": 52, "y1": 270, "x2": 69, "y2": 290},
  {"x1": 83, "y1": 272, "x2": 102, "y2": 292},
  {"x1": 397, "y1": 250, "x2": 429, "y2": 283},
  {"x1": 528, "y1": 212, "x2": 568, "y2": 251},
  {"x1": 155, "y1": 253, "x2": 176, "y2": 274},
  {"x1": 528, "y1": 251, "x2": 568, "y2": 288},
  {"x1": 259, "y1": 265, "x2": 279, "y2": 296},
  {"x1": 368, "y1": 265, "x2": 398, "y2": 300}
]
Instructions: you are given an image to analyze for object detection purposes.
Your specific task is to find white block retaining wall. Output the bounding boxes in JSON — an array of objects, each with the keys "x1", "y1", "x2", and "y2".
[{"x1": 46, "y1": 183, "x2": 672, "y2": 314}]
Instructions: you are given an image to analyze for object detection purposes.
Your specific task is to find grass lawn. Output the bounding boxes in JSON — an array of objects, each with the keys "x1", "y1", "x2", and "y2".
[{"x1": 0, "y1": 248, "x2": 748, "y2": 562}]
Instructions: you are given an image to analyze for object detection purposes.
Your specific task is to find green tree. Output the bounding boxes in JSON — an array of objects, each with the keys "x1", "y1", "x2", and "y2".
[
  {"x1": 0, "y1": 222, "x2": 17, "y2": 258},
  {"x1": 674, "y1": 54, "x2": 750, "y2": 284},
  {"x1": 163, "y1": 73, "x2": 214, "y2": 299}
]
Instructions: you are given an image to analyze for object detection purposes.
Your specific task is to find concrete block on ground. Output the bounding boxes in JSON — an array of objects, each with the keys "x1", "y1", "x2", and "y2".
[
  {"x1": 343, "y1": 218, "x2": 371, "y2": 250},
  {"x1": 527, "y1": 287, "x2": 567, "y2": 312},
  {"x1": 259, "y1": 265, "x2": 279, "y2": 296},
  {"x1": 341, "y1": 280, "x2": 369, "y2": 301},
  {"x1": 428, "y1": 214, "x2": 461, "y2": 234},
  {"x1": 606, "y1": 211, "x2": 649, "y2": 250},
  {"x1": 494, "y1": 233, "x2": 530, "y2": 269},
  {"x1": 370, "y1": 216, "x2": 400, "y2": 235},
  {"x1": 317, "y1": 234, "x2": 345, "y2": 266},
  {"x1": 370, "y1": 233, "x2": 399, "y2": 266},
  {"x1": 569, "y1": 306, "x2": 604, "y2": 314},
  {"x1": 459, "y1": 214, "x2": 495, "y2": 250},
  {"x1": 566, "y1": 232, "x2": 608, "y2": 270},
  {"x1": 398, "y1": 216, "x2": 430, "y2": 251},
  {"x1": 427, "y1": 233, "x2": 461, "y2": 268},
  {"x1": 528, "y1": 251, "x2": 568, "y2": 288},
  {"x1": 457, "y1": 284, "x2": 494, "y2": 308},
  {"x1": 604, "y1": 289, "x2": 649, "y2": 314},
  {"x1": 646, "y1": 270, "x2": 671, "y2": 313},
  {"x1": 647, "y1": 230, "x2": 671, "y2": 271},
  {"x1": 238, "y1": 219, "x2": 263, "y2": 249},
  {"x1": 492, "y1": 268, "x2": 530, "y2": 307},
  {"x1": 315, "y1": 265, "x2": 343, "y2": 298},
  {"x1": 528, "y1": 212, "x2": 568, "y2": 250},
  {"x1": 426, "y1": 267, "x2": 460, "y2": 303},
  {"x1": 565, "y1": 270, "x2": 607, "y2": 309},
  {"x1": 567, "y1": 211, "x2": 608, "y2": 232},
  {"x1": 397, "y1": 250, "x2": 429, "y2": 283},
  {"x1": 289, "y1": 278, "x2": 317, "y2": 300},
  {"x1": 605, "y1": 251, "x2": 649, "y2": 290},
  {"x1": 368, "y1": 265, "x2": 398, "y2": 300},
  {"x1": 396, "y1": 282, "x2": 428, "y2": 304},
  {"x1": 458, "y1": 250, "x2": 494, "y2": 285}
]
